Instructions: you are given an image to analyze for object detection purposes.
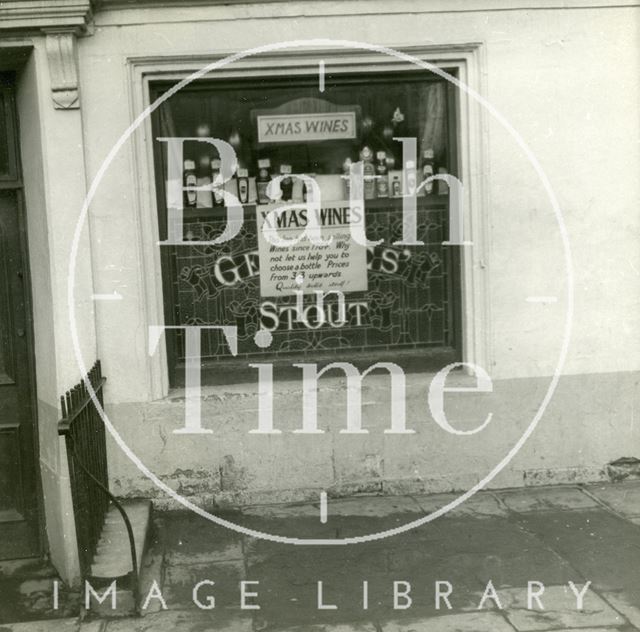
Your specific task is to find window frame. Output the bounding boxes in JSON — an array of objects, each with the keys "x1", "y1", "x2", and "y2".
[{"x1": 126, "y1": 44, "x2": 489, "y2": 399}]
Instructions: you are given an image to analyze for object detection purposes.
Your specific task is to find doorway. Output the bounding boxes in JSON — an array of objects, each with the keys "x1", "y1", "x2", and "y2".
[{"x1": 0, "y1": 73, "x2": 42, "y2": 559}]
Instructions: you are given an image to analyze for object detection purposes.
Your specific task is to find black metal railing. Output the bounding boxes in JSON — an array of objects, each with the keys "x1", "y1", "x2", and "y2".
[{"x1": 58, "y1": 361, "x2": 139, "y2": 607}]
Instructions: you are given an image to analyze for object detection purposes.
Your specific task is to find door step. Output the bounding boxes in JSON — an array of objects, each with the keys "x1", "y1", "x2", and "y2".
[{"x1": 85, "y1": 499, "x2": 152, "y2": 617}]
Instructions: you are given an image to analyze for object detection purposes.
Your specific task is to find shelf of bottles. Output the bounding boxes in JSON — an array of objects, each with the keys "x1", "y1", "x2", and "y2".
[
  {"x1": 179, "y1": 106, "x2": 450, "y2": 220},
  {"x1": 156, "y1": 83, "x2": 457, "y2": 365}
]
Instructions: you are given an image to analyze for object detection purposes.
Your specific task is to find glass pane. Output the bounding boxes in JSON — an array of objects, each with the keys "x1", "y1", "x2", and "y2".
[{"x1": 153, "y1": 72, "x2": 456, "y2": 370}]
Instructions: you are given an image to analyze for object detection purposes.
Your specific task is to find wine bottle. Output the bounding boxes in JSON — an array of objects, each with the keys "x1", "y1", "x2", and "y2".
[
  {"x1": 279, "y1": 164, "x2": 293, "y2": 201},
  {"x1": 183, "y1": 160, "x2": 197, "y2": 208},
  {"x1": 256, "y1": 158, "x2": 272, "y2": 205}
]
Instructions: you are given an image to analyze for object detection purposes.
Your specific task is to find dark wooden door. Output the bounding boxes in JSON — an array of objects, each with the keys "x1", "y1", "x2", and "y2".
[{"x1": 0, "y1": 77, "x2": 41, "y2": 559}]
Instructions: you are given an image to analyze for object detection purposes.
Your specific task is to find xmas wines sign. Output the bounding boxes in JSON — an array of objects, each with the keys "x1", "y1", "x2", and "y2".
[
  {"x1": 257, "y1": 111, "x2": 357, "y2": 143},
  {"x1": 253, "y1": 97, "x2": 360, "y2": 144}
]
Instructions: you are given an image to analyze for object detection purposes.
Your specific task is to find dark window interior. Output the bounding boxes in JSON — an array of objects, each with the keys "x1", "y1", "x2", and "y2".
[{"x1": 151, "y1": 70, "x2": 461, "y2": 386}]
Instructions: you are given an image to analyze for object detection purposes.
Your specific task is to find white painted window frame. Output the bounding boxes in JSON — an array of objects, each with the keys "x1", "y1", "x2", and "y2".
[{"x1": 126, "y1": 43, "x2": 491, "y2": 400}]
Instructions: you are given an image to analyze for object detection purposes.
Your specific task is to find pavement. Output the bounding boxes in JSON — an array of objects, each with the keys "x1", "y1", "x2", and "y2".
[{"x1": 2, "y1": 481, "x2": 640, "y2": 631}]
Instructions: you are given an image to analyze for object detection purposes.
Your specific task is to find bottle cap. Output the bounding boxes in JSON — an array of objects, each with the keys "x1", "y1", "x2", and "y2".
[
  {"x1": 184, "y1": 159, "x2": 195, "y2": 170},
  {"x1": 237, "y1": 168, "x2": 249, "y2": 178},
  {"x1": 258, "y1": 158, "x2": 271, "y2": 169},
  {"x1": 343, "y1": 158, "x2": 353, "y2": 171},
  {"x1": 376, "y1": 150, "x2": 387, "y2": 161},
  {"x1": 405, "y1": 160, "x2": 416, "y2": 169},
  {"x1": 280, "y1": 164, "x2": 292, "y2": 174},
  {"x1": 422, "y1": 148, "x2": 435, "y2": 159},
  {"x1": 211, "y1": 159, "x2": 221, "y2": 169}
]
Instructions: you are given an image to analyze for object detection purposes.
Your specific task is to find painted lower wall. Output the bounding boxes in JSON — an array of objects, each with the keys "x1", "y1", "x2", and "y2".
[{"x1": 107, "y1": 369, "x2": 640, "y2": 509}]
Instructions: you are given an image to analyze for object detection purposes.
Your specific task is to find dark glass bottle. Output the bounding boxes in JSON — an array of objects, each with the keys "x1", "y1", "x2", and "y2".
[
  {"x1": 375, "y1": 150, "x2": 389, "y2": 198},
  {"x1": 360, "y1": 145, "x2": 376, "y2": 201},
  {"x1": 279, "y1": 164, "x2": 293, "y2": 201},
  {"x1": 211, "y1": 158, "x2": 224, "y2": 206},
  {"x1": 237, "y1": 167, "x2": 249, "y2": 204},
  {"x1": 421, "y1": 149, "x2": 436, "y2": 195},
  {"x1": 183, "y1": 159, "x2": 197, "y2": 208},
  {"x1": 256, "y1": 158, "x2": 272, "y2": 205}
]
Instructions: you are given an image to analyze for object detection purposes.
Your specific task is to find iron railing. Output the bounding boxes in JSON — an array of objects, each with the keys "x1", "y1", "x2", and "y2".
[{"x1": 58, "y1": 361, "x2": 139, "y2": 607}]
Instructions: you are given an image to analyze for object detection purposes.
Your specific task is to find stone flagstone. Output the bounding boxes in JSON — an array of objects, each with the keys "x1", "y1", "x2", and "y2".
[
  {"x1": 498, "y1": 487, "x2": 600, "y2": 513},
  {"x1": 586, "y1": 482, "x2": 640, "y2": 518},
  {"x1": 499, "y1": 585, "x2": 623, "y2": 631},
  {"x1": 381, "y1": 612, "x2": 515, "y2": 631}
]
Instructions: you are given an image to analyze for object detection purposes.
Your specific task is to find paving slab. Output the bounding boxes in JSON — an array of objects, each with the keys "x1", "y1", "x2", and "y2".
[
  {"x1": 162, "y1": 560, "x2": 245, "y2": 610},
  {"x1": 412, "y1": 492, "x2": 508, "y2": 518},
  {"x1": 498, "y1": 487, "x2": 600, "y2": 513},
  {"x1": 586, "y1": 482, "x2": 640, "y2": 518},
  {"x1": 0, "y1": 620, "x2": 80, "y2": 632},
  {"x1": 380, "y1": 611, "x2": 516, "y2": 631},
  {"x1": 599, "y1": 590, "x2": 640, "y2": 629},
  {"x1": 241, "y1": 503, "x2": 321, "y2": 519},
  {"x1": 499, "y1": 584, "x2": 623, "y2": 631},
  {"x1": 104, "y1": 610, "x2": 253, "y2": 632},
  {"x1": 156, "y1": 512, "x2": 244, "y2": 566},
  {"x1": 513, "y1": 510, "x2": 640, "y2": 592},
  {"x1": 538, "y1": 629, "x2": 625, "y2": 632},
  {"x1": 270, "y1": 624, "x2": 378, "y2": 632},
  {"x1": 320, "y1": 496, "x2": 422, "y2": 517},
  {"x1": 0, "y1": 559, "x2": 80, "y2": 624}
]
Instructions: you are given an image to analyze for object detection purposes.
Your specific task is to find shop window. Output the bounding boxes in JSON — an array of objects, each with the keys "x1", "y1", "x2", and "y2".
[{"x1": 151, "y1": 71, "x2": 461, "y2": 386}]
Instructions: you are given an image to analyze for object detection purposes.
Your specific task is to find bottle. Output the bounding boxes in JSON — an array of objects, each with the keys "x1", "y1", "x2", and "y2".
[
  {"x1": 183, "y1": 159, "x2": 197, "y2": 208},
  {"x1": 342, "y1": 158, "x2": 353, "y2": 199},
  {"x1": 237, "y1": 167, "x2": 249, "y2": 204},
  {"x1": 404, "y1": 159, "x2": 417, "y2": 199},
  {"x1": 256, "y1": 158, "x2": 272, "y2": 205},
  {"x1": 375, "y1": 151, "x2": 389, "y2": 198},
  {"x1": 360, "y1": 145, "x2": 376, "y2": 201},
  {"x1": 279, "y1": 164, "x2": 293, "y2": 201},
  {"x1": 211, "y1": 158, "x2": 224, "y2": 206},
  {"x1": 421, "y1": 149, "x2": 436, "y2": 195},
  {"x1": 390, "y1": 172, "x2": 402, "y2": 197}
]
